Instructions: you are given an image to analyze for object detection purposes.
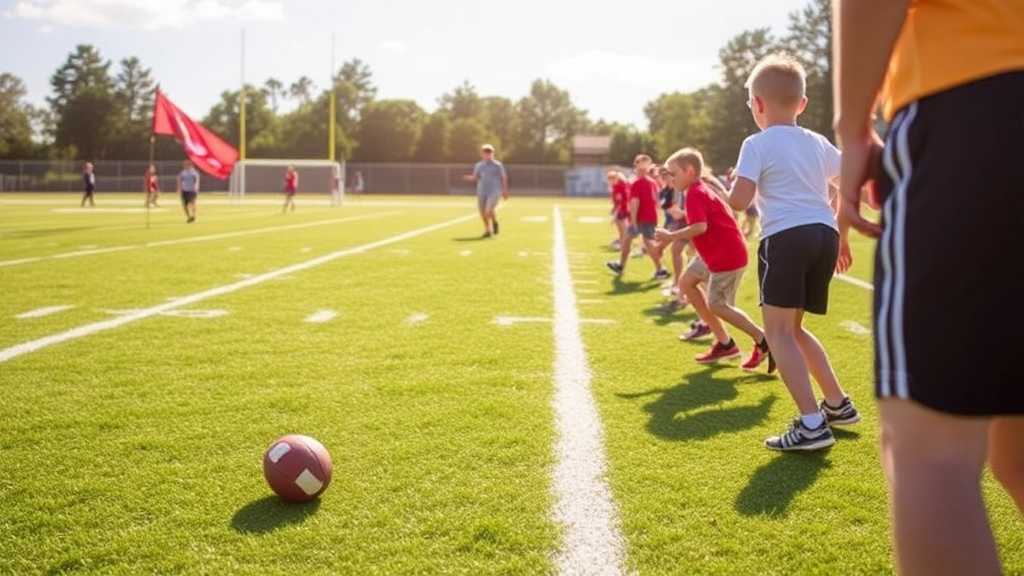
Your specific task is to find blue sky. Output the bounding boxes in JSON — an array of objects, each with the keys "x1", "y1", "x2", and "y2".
[{"x1": 1, "y1": 0, "x2": 810, "y2": 128}]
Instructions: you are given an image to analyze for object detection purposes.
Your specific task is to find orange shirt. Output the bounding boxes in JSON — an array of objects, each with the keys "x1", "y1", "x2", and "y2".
[{"x1": 882, "y1": 0, "x2": 1024, "y2": 121}]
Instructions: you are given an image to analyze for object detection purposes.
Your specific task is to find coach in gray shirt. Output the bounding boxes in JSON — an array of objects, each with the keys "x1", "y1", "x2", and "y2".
[{"x1": 463, "y1": 143, "x2": 509, "y2": 238}]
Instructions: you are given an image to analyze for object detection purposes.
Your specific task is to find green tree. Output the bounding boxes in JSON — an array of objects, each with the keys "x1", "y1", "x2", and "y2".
[
  {"x1": 511, "y1": 79, "x2": 586, "y2": 164},
  {"x1": 481, "y1": 96, "x2": 516, "y2": 155},
  {"x1": 781, "y1": 0, "x2": 832, "y2": 139},
  {"x1": 438, "y1": 80, "x2": 482, "y2": 121},
  {"x1": 413, "y1": 112, "x2": 450, "y2": 162},
  {"x1": 48, "y1": 44, "x2": 120, "y2": 159},
  {"x1": 203, "y1": 85, "x2": 277, "y2": 157},
  {"x1": 448, "y1": 117, "x2": 488, "y2": 163},
  {"x1": 0, "y1": 73, "x2": 37, "y2": 158},
  {"x1": 332, "y1": 58, "x2": 377, "y2": 143},
  {"x1": 355, "y1": 99, "x2": 425, "y2": 162},
  {"x1": 289, "y1": 76, "x2": 316, "y2": 107},
  {"x1": 262, "y1": 78, "x2": 286, "y2": 114},
  {"x1": 607, "y1": 126, "x2": 656, "y2": 168},
  {"x1": 107, "y1": 57, "x2": 155, "y2": 159}
]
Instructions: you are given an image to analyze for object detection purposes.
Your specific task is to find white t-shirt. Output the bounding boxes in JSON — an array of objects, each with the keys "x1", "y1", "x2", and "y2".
[{"x1": 734, "y1": 125, "x2": 841, "y2": 239}]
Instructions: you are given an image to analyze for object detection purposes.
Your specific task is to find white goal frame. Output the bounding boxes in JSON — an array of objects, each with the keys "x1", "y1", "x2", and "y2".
[{"x1": 229, "y1": 158, "x2": 346, "y2": 205}]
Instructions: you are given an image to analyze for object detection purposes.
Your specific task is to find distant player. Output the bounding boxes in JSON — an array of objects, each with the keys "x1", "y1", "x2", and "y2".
[
  {"x1": 81, "y1": 162, "x2": 95, "y2": 207},
  {"x1": 178, "y1": 160, "x2": 199, "y2": 224},
  {"x1": 283, "y1": 165, "x2": 298, "y2": 213},
  {"x1": 462, "y1": 143, "x2": 509, "y2": 238},
  {"x1": 348, "y1": 169, "x2": 364, "y2": 201},
  {"x1": 144, "y1": 165, "x2": 160, "y2": 208}
]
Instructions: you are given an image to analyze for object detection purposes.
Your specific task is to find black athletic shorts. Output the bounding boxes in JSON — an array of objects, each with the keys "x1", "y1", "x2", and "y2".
[
  {"x1": 181, "y1": 191, "x2": 197, "y2": 205},
  {"x1": 875, "y1": 71, "x2": 1024, "y2": 415},
  {"x1": 757, "y1": 223, "x2": 838, "y2": 315}
]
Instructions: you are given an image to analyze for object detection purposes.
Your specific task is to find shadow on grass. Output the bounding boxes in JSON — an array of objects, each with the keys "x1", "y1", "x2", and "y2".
[
  {"x1": 734, "y1": 451, "x2": 832, "y2": 518},
  {"x1": 617, "y1": 365, "x2": 777, "y2": 441},
  {"x1": 231, "y1": 496, "x2": 322, "y2": 534},
  {"x1": 5, "y1": 226, "x2": 97, "y2": 239},
  {"x1": 605, "y1": 275, "x2": 663, "y2": 296},
  {"x1": 641, "y1": 304, "x2": 698, "y2": 327},
  {"x1": 453, "y1": 235, "x2": 491, "y2": 242}
]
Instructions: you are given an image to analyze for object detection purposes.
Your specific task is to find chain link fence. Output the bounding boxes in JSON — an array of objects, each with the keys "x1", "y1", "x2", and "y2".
[{"x1": 0, "y1": 160, "x2": 582, "y2": 196}]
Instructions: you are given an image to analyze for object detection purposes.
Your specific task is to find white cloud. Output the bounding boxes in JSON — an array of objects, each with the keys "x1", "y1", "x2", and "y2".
[
  {"x1": 378, "y1": 40, "x2": 407, "y2": 54},
  {"x1": 9, "y1": 0, "x2": 285, "y2": 29},
  {"x1": 37, "y1": 24, "x2": 53, "y2": 33}
]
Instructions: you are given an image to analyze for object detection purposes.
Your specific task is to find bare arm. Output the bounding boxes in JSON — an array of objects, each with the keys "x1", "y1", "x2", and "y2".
[
  {"x1": 655, "y1": 221, "x2": 707, "y2": 243},
  {"x1": 727, "y1": 177, "x2": 756, "y2": 212},
  {"x1": 833, "y1": 0, "x2": 908, "y2": 238}
]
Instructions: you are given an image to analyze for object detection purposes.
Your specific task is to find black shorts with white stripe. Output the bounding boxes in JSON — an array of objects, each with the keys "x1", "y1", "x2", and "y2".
[{"x1": 874, "y1": 71, "x2": 1024, "y2": 416}]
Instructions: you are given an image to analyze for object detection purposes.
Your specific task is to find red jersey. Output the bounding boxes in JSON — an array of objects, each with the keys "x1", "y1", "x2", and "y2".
[
  {"x1": 146, "y1": 174, "x2": 159, "y2": 192},
  {"x1": 684, "y1": 180, "x2": 747, "y2": 272},
  {"x1": 284, "y1": 172, "x2": 297, "y2": 193},
  {"x1": 630, "y1": 176, "x2": 659, "y2": 225},
  {"x1": 611, "y1": 180, "x2": 629, "y2": 218}
]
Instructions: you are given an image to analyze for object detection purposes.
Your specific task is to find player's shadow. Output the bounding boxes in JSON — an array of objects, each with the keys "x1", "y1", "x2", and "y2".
[
  {"x1": 617, "y1": 365, "x2": 776, "y2": 441},
  {"x1": 231, "y1": 495, "x2": 322, "y2": 534},
  {"x1": 5, "y1": 226, "x2": 96, "y2": 238},
  {"x1": 641, "y1": 304, "x2": 697, "y2": 327},
  {"x1": 605, "y1": 276, "x2": 663, "y2": 296},
  {"x1": 734, "y1": 451, "x2": 832, "y2": 518},
  {"x1": 453, "y1": 235, "x2": 492, "y2": 242}
]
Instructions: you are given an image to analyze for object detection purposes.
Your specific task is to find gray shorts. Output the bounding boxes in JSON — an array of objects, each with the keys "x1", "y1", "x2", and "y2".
[
  {"x1": 478, "y1": 192, "x2": 501, "y2": 211},
  {"x1": 685, "y1": 257, "x2": 744, "y2": 307},
  {"x1": 629, "y1": 223, "x2": 657, "y2": 241}
]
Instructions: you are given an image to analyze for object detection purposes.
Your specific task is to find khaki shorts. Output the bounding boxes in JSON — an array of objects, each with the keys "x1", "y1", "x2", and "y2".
[{"x1": 684, "y1": 257, "x2": 744, "y2": 307}]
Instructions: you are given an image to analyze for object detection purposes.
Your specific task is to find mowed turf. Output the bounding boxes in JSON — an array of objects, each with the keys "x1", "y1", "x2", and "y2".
[{"x1": 0, "y1": 193, "x2": 1021, "y2": 575}]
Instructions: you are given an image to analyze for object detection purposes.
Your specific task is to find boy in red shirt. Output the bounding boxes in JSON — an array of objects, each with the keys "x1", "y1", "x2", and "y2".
[
  {"x1": 606, "y1": 155, "x2": 669, "y2": 279},
  {"x1": 656, "y1": 147, "x2": 772, "y2": 371},
  {"x1": 282, "y1": 165, "x2": 298, "y2": 213}
]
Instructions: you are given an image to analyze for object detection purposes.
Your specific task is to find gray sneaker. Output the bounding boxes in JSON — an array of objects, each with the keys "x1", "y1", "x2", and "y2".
[
  {"x1": 820, "y1": 397, "x2": 861, "y2": 426},
  {"x1": 765, "y1": 417, "x2": 835, "y2": 451}
]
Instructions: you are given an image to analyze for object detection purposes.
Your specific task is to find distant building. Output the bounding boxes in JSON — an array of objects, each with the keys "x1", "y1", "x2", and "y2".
[{"x1": 571, "y1": 135, "x2": 611, "y2": 166}]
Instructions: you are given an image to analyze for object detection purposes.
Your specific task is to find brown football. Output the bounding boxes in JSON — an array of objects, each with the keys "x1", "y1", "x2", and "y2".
[{"x1": 262, "y1": 434, "x2": 333, "y2": 502}]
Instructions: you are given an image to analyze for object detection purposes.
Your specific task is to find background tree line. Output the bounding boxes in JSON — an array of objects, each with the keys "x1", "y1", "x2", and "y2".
[{"x1": 0, "y1": 0, "x2": 829, "y2": 173}]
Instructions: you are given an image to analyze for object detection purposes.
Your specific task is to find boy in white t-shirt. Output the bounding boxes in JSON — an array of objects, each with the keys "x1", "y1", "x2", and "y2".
[{"x1": 727, "y1": 53, "x2": 860, "y2": 451}]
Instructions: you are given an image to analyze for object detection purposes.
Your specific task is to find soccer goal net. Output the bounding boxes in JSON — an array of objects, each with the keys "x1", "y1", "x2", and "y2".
[{"x1": 229, "y1": 159, "x2": 346, "y2": 205}]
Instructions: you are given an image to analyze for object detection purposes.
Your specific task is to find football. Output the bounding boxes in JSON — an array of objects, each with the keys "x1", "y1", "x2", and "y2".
[{"x1": 262, "y1": 434, "x2": 333, "y2": 502}]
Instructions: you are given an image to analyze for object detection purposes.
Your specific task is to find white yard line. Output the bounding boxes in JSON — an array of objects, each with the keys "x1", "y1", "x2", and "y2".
[
  {"x1": 835, "y1": 273, "x2": 873, "y2": 291},
  {"x1": 550, "y1": 205, "x2": 627, "y2": 576},
  {"x1": 15, "y1": 305, "x2": 75, "y2": 319},
  {"x1": 0, "y1": 213, "x2": 394, "y2": 268},
  {"x1": 0, "y1": 214, "x2": 477, "y2": 364},
  {"x1": 304, "y1": 310, "x2": 338, "y2": 323}
]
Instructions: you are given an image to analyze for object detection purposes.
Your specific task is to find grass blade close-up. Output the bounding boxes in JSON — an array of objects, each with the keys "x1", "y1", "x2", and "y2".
[{"x1": 1, "y1": 193, "x2": 1021, "y2": 576}]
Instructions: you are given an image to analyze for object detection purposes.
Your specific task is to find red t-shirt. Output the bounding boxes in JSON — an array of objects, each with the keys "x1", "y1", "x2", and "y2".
[
  {"x1": 630, "y1": 176, "x2": 659, "y2": 225},
  {"x1": 147, "y1": 174, "x2": 159, "y2": 192},
  {"x1": 684, "y1": 180, "x2": 747, "y2": 272},
  {"x1": 611, "y1": 180, "x2": 630, "y2": 218},
  {"x1": 284, "y1": 172, "x2": 297, "y2": 193}
]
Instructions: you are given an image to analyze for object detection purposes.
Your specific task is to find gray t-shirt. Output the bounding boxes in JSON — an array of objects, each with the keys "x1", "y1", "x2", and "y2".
[
  {"x1": 473, "y1": 160, "x2": 506, "y2": 196},
  {"x1": 180, "y1": 169, "x2": 199, "y2": 193}
]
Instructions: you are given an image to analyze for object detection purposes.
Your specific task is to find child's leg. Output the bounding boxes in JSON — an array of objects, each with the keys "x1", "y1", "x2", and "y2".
[
  {"x1": 879, "y1": 399, "x2": 1001, "y2": 576},
  {"x1": 643, "y1": 235, "x2": 664, "y2": 272},
  {"x1": 792, "y1": 319, "x2": 848, "y2": 406},
  {"x1": 707, "y1": 269, "x2": 765, "y2": 344},
  {"x1": 671, "y1": 240, "x2": 686, "y2": 293},
  {"x1": 762, "y1": 304, "x2": 817, "y2": 414},
  {"x1": 681, "y1": 271, "x2": 728, "y2": 344},
  {"x1": 987, "y1": 416, "x2": 1024, "y2": 511}
]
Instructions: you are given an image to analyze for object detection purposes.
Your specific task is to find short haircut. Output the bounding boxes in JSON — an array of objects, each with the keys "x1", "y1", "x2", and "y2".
[
  {"x1": 746, "y1": 52, "x2": 806, "y2": 108},
  {"x1": 665, "y1": 147, "x2": 705, "y2": 175},
  {"x1": 634, "y1": 154, "x2": 652, "y2": 165}
]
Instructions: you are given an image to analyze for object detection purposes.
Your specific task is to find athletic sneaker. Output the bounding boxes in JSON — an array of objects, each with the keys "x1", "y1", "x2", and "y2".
[
  {"x1": 764, "y1": 417, "x2": 836, "y2": 451},
  {"x1": 820, "y1": 397, "x2": 862, "y2": 426},
  {"x1": 652, "y1": 269, "x2": 671, "y2": 280},
  {"x1": 493, "y1": 220, "x2": 499, "y2": 235},
  {"x1": 680, "y1": 321, "x2": 711, "y2": 341},
  {"x1": 695, "y1": 339, "x2": 742, "y2": 363},
  {"x1": 655, "y1": 299, "x2": 688, "y2": 314},
  {"x1": 482, "y1": 231, "x2": 492, "y2": 238},
  {"x1": 606, "y1": 261, "x2": 623, "y2": 275},
  {"x1": 741, "y1": 340, "x2": 776, "y2": 373}
]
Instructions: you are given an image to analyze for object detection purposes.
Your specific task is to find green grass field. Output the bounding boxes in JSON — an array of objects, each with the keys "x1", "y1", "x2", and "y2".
[{"x1": 1, "y1": 193, "x2": 1021, "y2": 576}]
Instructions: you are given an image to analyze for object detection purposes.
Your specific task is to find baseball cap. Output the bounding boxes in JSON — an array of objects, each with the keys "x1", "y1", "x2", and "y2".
[{"x1": 481, "y1": 144, "x2": 494, "y2": 152}]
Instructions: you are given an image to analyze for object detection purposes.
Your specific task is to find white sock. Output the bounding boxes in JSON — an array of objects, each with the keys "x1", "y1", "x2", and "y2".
[{"x1": 800, "y1": 412, "x2": 825, "y2": 429}]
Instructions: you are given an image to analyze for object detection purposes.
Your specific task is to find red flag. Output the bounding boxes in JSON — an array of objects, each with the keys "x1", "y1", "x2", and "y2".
[{"x1": 152, "y1": 88, "x2": 238, "y2": 179}]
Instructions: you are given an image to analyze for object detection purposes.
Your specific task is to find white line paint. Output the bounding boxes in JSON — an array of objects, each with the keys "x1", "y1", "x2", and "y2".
[
  {"x1": 841, "y1": 320, "x2": 871, "y2": 335},
  {"x1": 15, "y1": 305, "x2": 75, "y2": 319},
  {"x1": 493, "y1": 316, "x2": 616, "y2": 327},
  {"x1": 836, "y1": 273, "x2": 873, "y2": 291},
  {"x1": 305, "y1": 310, "x2": 338, "y2": 323},
  {"x1": 228, "y1": 246, "x2": 242, "y2": 252},
  {"x1": 0, "y1": 214, "x2": 478, "y2": 364},
  {"x1": 300, "y1": 247, "x2": 312, "y2": 253},
  {"x1": 0, "y1": 213, "x2": 392, "y2": 268},
  {"x1": 550, "y1": 204, "x2": 627, "y2": 575},
  {"x1": 577, "y1": 299, "x2": 605, "y2": 305},
  {"x1": 577, "y1": 216, "x2": 607, "y2": 224},
  {"x1": 460, "y1": 250, "x2": 473, "y2": 256},
  {"x1": 405, "y1": 313, "x2": 429, "y2": 325}
]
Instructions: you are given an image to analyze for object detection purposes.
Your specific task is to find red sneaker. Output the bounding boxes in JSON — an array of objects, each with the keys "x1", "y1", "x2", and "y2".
[{"x1": 695, "y1": 340, "x2": 742, "y2": 363}]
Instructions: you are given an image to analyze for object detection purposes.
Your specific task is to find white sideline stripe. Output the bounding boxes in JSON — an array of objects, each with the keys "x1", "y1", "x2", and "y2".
[
  {"x1": 841, "y1": 320, "x2": 871, "y2": 336},
  {"x1": 550, "y1": 204, "x2": 627, "y2": 575},
  {"x1": 0, "y1": 213, "x2": 393, "y2": 267},
  {"x1": 405, "y1": 313, "x2": 429, "y2": 325},
  {"x1": 836, "y1": 273, "x2": 873, "y2": 291},
  {"x1": 304, "y1": 310, "x2": 338, "y2": 323},
  {"x1": 15, "y1": 305, "x2": 75, "y2": 319},
  {"x1": 0, "y1": 214, "x2": 477, "y2": 364}
]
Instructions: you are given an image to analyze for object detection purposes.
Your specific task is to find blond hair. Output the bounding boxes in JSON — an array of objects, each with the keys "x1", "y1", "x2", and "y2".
[
  {"x1": 746, "y1": 52, "x2": 806, "y2": 108},
  {"x1": 665, "y1": 147, "x2": 705, "y2": 176}
]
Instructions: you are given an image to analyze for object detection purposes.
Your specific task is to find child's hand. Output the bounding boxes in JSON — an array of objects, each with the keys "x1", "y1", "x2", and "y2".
[
  {"x1": 838, "y1": 131, "x2": 885, "y2": 239},
  {"x1": 836, "y1": 237, "x2": 853, "y2": 273},
  {"x1": 667, "y1": 206, "x2": 685, "y2": 219},
  {"x1": 654, "y1": 228, "x2": 672, "y2": 242}
]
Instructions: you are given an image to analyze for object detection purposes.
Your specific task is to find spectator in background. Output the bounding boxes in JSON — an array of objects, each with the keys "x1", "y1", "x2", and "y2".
[
  {"x1": 348, "y1": 169, "x2": 364, "y2": 201},
  {"x1": 178, "y1": 159, "x2": 200, "y2": 224},
  {"x1": 283, "y1": 165, "x2": 298, "y2": 213},
  {"x1": 81, "y1": 162, "x2": 95, "y2": 207},
  {"x1": 144, "y1": 165, "x2": 160, "y2": 208},
  {"x1": 462, "y1": 144, "x2": 509, "y2": 238}
]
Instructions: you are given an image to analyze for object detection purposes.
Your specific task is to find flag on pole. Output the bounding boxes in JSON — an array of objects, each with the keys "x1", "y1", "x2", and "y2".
[{"x1": 152, "y1": 88, "x2": 238, "y2": 179}]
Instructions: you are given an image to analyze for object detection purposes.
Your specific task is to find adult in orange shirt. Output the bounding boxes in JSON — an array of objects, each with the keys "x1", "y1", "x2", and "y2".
[{"x1": 834, "y1": 1, "x2": 1024, "y2": 574}]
